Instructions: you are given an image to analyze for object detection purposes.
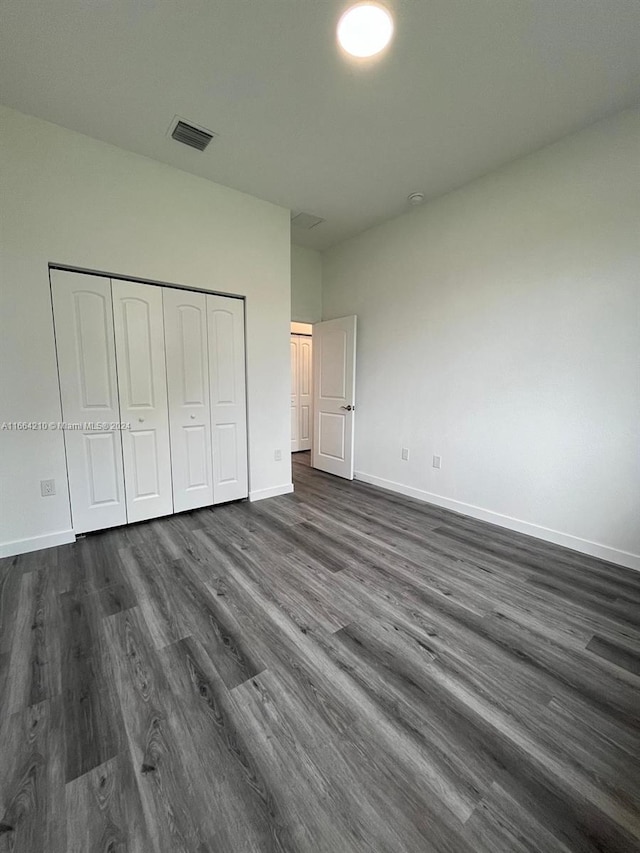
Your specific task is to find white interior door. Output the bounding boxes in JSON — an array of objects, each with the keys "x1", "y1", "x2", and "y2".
[
  {"x1": 163, "y1": 287, "x2": 213, "y2": 512},
  {"x1": 50, "y1": 269, "x2": 127, "y2": 533},
  {"x1": 207, "y1": 294, "x2": 248, "y2": 503},
  {"x1": 312, "y1": 315, "x2": 357, "y2": 479},
  {"x1": 291, "y1": 335, "x2": 300, "y2": 452},
  {"x1": 298, "y1": 335, "x2": 313, "y2": 452},
  {"x1": 112, "y1": 280, "x2": 173, "y2": 522}
]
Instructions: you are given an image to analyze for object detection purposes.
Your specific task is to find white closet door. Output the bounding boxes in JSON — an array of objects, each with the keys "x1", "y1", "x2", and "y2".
[
  {"x1": 112, "y1": 280, "x2": 173, "y2": 522},
  {"x1": 50, "y1": 269, "x2": 127, "y2": 533},
  {"x1": 291, "y1": 336, "x2": 300, "y2": 452},
  {"x1": 163, "y1": 287, "x2": 213, "y2": 512},
  {"x1": 298, "y1": 336, "x2": 313, "y2": 452},
  {"x1": 207, "y1": 294, "x2": 248, "y2": 503}
]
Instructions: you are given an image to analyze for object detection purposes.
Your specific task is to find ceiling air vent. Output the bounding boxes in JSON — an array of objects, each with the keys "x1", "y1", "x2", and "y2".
[
  {"x1": 291, "y1": 212, "x2": 325, "y2": 230},
  {"x1": 170, "y1": 118, "x2": 216, "y2": 151}
]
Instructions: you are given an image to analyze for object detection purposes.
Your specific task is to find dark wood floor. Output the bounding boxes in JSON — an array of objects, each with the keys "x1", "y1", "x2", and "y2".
[{"x1": 1, "y1": 452, "x2": 639, "y2": 852}]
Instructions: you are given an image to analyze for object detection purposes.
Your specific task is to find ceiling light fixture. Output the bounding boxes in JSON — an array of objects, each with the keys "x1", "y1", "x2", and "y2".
[
  {"x1": 337, "y1": 3, "x2": 394, "y2": 58},
  {"x1": 408, "y1": 192, "x2": 425, "y2": 205}
]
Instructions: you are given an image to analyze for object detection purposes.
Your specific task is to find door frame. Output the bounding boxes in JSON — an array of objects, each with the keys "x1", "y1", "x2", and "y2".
[{"x1": 290, "y1": 327, "x2": 314, "y2": 455}]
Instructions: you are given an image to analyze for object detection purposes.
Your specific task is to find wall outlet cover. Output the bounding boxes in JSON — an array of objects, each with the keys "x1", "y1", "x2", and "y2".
[
  {"x1": 41, "y1": 479, "x2": 56, "y2": 496},
  {"x1": 401, "y1": 447, "x2": 409, "y2": 461},
  {"x1": 432, "y1": 455, "x2": 441, "y2": 469},
  {"x1": 274, "y1": 449, "x2": 282, "y2": 462}
]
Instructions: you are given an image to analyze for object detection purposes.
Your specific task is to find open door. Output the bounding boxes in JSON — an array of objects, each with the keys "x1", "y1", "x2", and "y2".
[{"x1": 312, "y1": 315, "x2": 357, "y2": 479}]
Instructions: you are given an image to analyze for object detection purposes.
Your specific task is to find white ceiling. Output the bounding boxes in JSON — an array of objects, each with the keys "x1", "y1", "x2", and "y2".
[{"x1": 1, "y1": 0, "x2": 639, "y2": 250}]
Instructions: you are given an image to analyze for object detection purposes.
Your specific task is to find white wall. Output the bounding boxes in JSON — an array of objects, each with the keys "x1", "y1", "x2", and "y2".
[
  {"x1": 0, "y1": 105, "x2": 292, "y2": 557},
  {"x1": 291, "y1": 244, "x2": 322, "y2": 323},
  {"x1": 323, "y1": 108, "x2": 640, "y2": 570}
]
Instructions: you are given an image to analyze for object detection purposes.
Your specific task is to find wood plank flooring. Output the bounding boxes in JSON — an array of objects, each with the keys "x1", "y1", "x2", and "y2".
[{"x1": 1, "y1": 450, "x2": 639, "y2": 852}]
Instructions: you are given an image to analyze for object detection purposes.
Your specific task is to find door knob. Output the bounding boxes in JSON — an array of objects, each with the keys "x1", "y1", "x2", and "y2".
[
  {"x1": 138, "y1": 417, "x2": 145, "y2": 423},
  {"x1": 190, "y1": 414, "x2": 196, "y2": 419},
  {"x1": 340, "y1": 405, "x2": 354, "y2": 411}
]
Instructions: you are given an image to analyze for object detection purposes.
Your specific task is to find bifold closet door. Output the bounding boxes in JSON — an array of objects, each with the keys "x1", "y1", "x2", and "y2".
[
  {"x1": 163, "y1": 287, "x2": 213, "y2": 511},
  {"x1": 207, "y1": 294, "x2": 248, "y2": 503},
  {"x1": 297, "y1": 335, "x2": 312, "y2": 452},
  {"x1": 290, "y1": 334, "x2": 312, "y2": 453},
  {"x1": 112, "y1": 280, "x2": 173, "y2": 522},
  {"x1": 50, "y1": 269, "x2": 127, "y2": 533}
]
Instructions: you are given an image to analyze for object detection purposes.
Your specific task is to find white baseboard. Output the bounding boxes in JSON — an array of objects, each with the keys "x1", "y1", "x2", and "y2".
[
  {"x1": 354, "y1": 470, "x2": 640, "y2": 572},
  {"x1": 249, "y1": 483, "x2": 294, "y2": 502},
  {"x1": 3, "y1": 479, "x2": 636, "y2": 572},
  {"x1": 0, "y1": 529, "x2": 76, "y2": 559}
]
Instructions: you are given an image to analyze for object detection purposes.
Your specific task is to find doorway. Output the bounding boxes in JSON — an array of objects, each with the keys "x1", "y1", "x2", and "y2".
[{"x1": 291, "y1": 322, "x2": 313, "y2": 455}]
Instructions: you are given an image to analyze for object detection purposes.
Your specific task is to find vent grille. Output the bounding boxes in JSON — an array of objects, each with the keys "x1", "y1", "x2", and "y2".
[
  {"x1": 171, "y1": 120, "x2": 215, "y2": 151},
  {"x1": 291, "y1": 211, "x2": 325, "y2": 230}
]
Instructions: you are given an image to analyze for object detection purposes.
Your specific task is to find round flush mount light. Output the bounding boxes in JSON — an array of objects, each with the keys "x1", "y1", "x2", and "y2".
[
  {"x1": 337, "y1": 3, "x2": 394, "y2": 58},
  {"x1": 408, "y1": 192, "x2": 425, "y2": 205}
]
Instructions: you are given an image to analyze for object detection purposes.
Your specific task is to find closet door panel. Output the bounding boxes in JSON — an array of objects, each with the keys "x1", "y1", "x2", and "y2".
[
  {"x1": 185, "y1": 424, "x2": 209, "y2": 487},
  {"x1": 207, "y1": 295, "x2": 248, "y2": 503},
  {"x1": 112, "y1": 280, "x2": 173, "y2": 522},
  {"x1": 50, "y1": 269, "x2": 127, "y2": 533},
  {"x1": 298, "y1": 336, "x2": 312, "y2": 451},
  {"x1": 164, "y1": 288, "x2": 213, "y2": 511},
  {"x1": 83, "y1": 433, "x2": 122, "y2": 505}
]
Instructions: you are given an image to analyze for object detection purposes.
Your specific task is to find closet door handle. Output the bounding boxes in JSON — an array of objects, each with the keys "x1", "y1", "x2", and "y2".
[
  {"x1": 138, "y1": 417, "x2": 145, "y2": 423},
  {"x1": 340, "y1": 405, "x2": 354, "y2": 412},
  {"x1": 190, "y1": 414, "x2": 196, "y2": 419}
]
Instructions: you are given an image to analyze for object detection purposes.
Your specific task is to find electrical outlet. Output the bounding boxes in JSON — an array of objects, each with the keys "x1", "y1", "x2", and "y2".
[
  {"x1": 274, "y1": 449, "x2": 282, "y2": 462},
  {"x1": 432, "y1": 455, "x2": 441, "y2": 470},
  {"x1": 401, "y1": 447, "x2": 409, "y2": 461},
  {"x1": 41, "y1": 479, "x2": 56, "y2": 497}
]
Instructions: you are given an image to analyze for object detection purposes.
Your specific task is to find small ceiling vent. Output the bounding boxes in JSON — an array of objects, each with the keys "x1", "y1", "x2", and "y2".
[
  {"x1": 291, "y1": 211, "x2": 325, "y2": 230},
  {"x1": 170, "y1": 117, "x2": 216, "y2": 151}
]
